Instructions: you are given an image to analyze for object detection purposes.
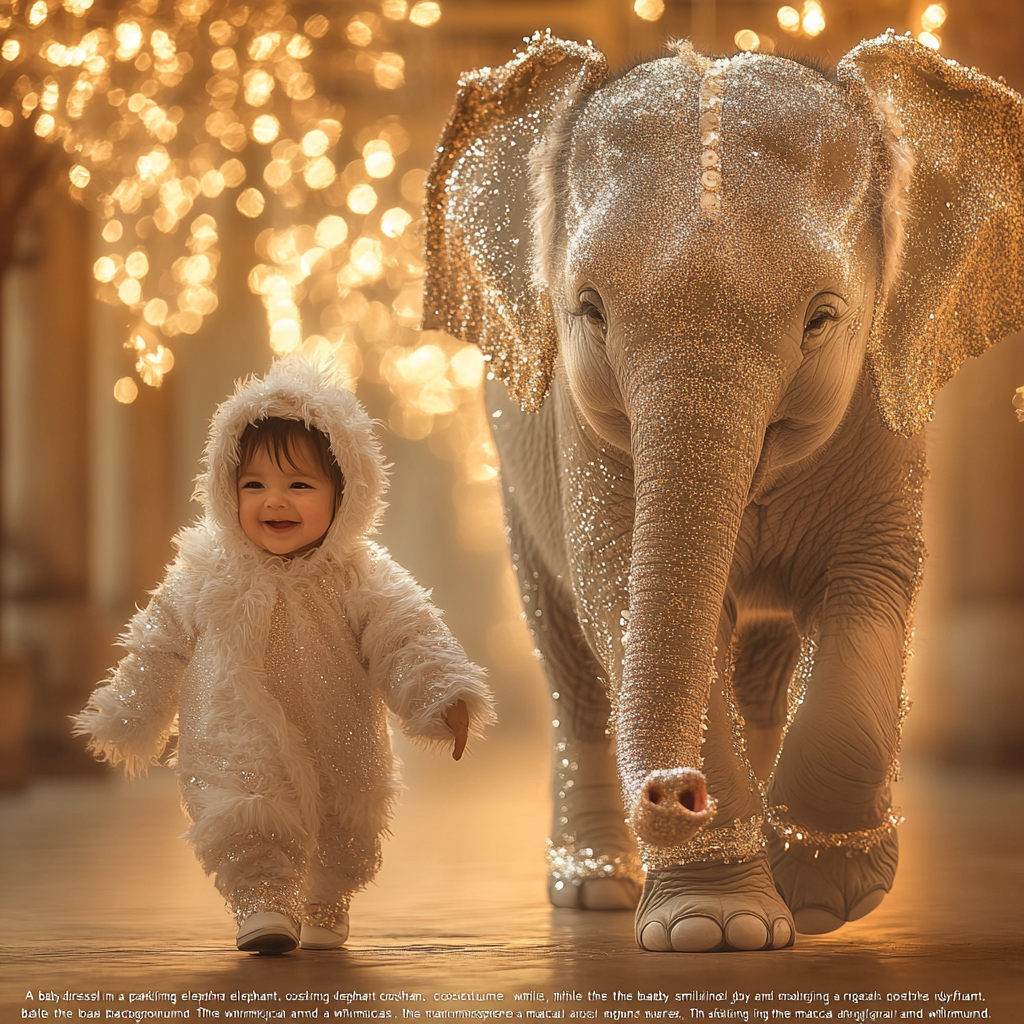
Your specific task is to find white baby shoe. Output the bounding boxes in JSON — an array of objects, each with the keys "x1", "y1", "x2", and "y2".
[
  {"x1": 236, "y1": 911, "x2": 299, "y2": 954},
  {"x1": 299, "y1": 913, "x2": 350, "y2": 950}
]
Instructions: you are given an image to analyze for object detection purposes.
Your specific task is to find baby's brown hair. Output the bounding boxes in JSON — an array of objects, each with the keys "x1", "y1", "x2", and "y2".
[{"x1": 237, "y1": 417, "x2": 345, "y2": 505}]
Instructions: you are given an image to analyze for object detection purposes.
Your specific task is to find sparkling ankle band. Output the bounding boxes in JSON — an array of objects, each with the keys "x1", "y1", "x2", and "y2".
[
  {"x1": 639, "y1": 813, "x2": 765, "y2": 871},
  {"x1": 546, "y1": 840, "x2": 644, "y2": 888},
  {"x1": 767, "y1": 806, "x2": 904, "y2": 856}
]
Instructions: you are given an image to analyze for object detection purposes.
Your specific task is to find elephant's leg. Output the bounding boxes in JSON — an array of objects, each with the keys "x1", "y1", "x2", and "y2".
[
  {"x1": 510, "y1": 523, "x2": 642, "y2": 911},
  {"x1": 731, "y1": 611, "x2": 802, "y2": 780},
  {"x1": 768, "y1": 588, "x2": 907, "y2": 934},
  {"x1": 634, "y1": 610, "x2": 795, "y2": 951}
]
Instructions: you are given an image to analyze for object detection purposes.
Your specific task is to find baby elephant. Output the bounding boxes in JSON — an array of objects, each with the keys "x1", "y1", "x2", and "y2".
[{"x1": 423, "y1": 31, "x2": 1024, "y2": 950}]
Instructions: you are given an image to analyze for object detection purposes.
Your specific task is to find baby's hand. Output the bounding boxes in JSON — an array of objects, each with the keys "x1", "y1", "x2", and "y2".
[{"x1": 445, "y1": 699, "x2": 469, "y2": 761}]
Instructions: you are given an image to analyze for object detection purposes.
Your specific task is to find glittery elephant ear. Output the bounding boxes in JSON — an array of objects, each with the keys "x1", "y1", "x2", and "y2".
[
  {"x1": 422, "y1": 32, "x2": 607, "y2": 412},
  {"x1": 838, "y1": 33, "x2": 1024, "y2": 436}
]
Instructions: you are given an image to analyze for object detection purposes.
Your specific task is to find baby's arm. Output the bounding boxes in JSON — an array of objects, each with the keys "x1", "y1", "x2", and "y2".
[
  {"x1": 351, "y1": 547, "x2": 495, "y2": 758},
  {"x1": 71, "y1": 572, "x2": 195, "y2": 776}
]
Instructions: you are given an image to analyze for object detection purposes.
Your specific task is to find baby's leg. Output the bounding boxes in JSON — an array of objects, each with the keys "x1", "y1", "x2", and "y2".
[
  {"x1": 212, "y1": 833, "x2": 307, "y2": 923},
  {"x1": 195, "y1": 832, "x2": 305, "y2": 953},
  {"x1": 179, "y1": 775, "x2": 307, "y2": 952},
  {"x1": 300, "y1": 820, "x2": 383, "y2": 949}
]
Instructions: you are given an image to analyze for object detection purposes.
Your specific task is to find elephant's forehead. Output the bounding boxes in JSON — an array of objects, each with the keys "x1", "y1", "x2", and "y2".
[{"x1": 565, "y1": 53, "x2": 875, "y2": 300}]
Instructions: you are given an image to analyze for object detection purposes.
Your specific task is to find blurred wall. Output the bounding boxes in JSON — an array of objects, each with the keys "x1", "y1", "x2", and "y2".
[
  {"x1": 1, "y1": 189, "x2": 92, "y2": 775},
  {"x1": 1, "y1": 0, "x2": 1022, "y2": 780}
]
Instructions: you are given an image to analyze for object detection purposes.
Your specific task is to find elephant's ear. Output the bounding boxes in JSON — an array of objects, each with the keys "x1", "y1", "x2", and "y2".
[
  {"x1": 838, "y1": 32, "x2": 1024, "y2": 435},
  {"x1": 422, "y1": 32, "x2": 607, "y2": 412}
]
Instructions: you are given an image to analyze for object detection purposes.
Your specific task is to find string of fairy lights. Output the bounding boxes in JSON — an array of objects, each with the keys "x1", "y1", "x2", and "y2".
[
  {"x1": 633, "y1": 2, "x2": 949, "y2": 55},
  {"x1": 0, "y1": 0, "x2": 505, "y2": 505}
]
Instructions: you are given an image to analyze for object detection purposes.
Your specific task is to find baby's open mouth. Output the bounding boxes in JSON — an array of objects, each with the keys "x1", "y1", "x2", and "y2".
[{"x1": 263, "y1": 520, "x2": 299, "y2": 530}]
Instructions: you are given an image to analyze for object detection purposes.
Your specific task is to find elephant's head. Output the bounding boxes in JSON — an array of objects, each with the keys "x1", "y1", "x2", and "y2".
[{"x1": 423, "y1": 32, "x2": 1024, "y2": 849}]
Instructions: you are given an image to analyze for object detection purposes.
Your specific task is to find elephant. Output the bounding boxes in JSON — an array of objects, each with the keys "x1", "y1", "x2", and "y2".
[{"x1": 421, "y1": 30, "x2": 1024, "y2": 951}]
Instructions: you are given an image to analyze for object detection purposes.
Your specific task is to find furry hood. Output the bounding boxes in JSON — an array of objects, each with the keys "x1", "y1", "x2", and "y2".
[{"x1": 194, "y1": 358, "x2": 388, "y2": 563}]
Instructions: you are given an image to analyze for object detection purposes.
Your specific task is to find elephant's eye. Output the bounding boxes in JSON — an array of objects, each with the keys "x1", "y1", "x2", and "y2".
[
  {"x1": 803, "y1": 293, "x2": 847, "y2": 344},
  {"x1": 569, "y1": 289, "x2": 607, "y2": 334},
  {"x1": 805, "y1": 309, "x2": 837, "y2": 335}
]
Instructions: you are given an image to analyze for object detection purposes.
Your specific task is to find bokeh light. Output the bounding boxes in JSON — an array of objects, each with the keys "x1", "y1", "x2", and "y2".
[
  {"x1": 381, "y1": 207, "x2": 413, "y2": 238},
  {"x1": 777, "y1": 6, "x2": 801, "y2": 32},
  {"x1": 735, "y1": 30, "x2": 760, "y2": 52},
  {"x1": 347, "y1": 183, "x2": 379, "y2": 215},
  {"x1": 0, "y1": 0, "x2": 493, "y2": 502},
  {"x1": 409, "y1": 2, "x2": 442, "y2": 28},
  {"x1": 633, "y1": 0, "x2": 665, "y2": 21},
  {"x1": 69, "y1": 164, "x2": 91, "y2": 188},
  {"x1": 922, "y1": 4, "x2": 947, "y2": 31},
  {"x1": 252, "y1": 113, "x2": 280, "y2": 143},
  {"x1": 113, "y1": 377, "x2": 139, "y2": 404},
  {"x1": 802, "y1": 1, "x2": 825, "y2": 36}
]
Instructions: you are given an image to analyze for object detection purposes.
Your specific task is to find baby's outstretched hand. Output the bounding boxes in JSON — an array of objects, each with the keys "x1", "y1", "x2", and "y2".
[{"x1": 445, "y1": 699, "x2": 469, "y2": 761}]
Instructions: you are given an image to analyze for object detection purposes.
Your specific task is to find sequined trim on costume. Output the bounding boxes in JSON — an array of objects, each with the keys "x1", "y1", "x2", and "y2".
[
  {"x1": 303, "y1": 899, "x2": 352, "y2": 929},
  {"x1": 766, "y1": 806, "x2": 904, "y2": 856},
  {"x1": 639, "y1": 814, "x2": 765, "y2": 871},
  {"x1": 229, "y1": 882, "x2": 304, "y2": 924},
  {"x1": 546, "y1": 840, "x2": 644, "y2": 888}
]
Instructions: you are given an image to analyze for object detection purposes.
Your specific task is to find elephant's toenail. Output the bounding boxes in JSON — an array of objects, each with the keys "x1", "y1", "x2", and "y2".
[
  {"x1": 639, "y1": 921, "x2": 672, "y2": 951},
  {"x1": 669, "y1": 916, "x2": 722, "y2": 952},
  {"x1": 772, "y1": 918, "x2": 793, "y2": 948},
  {"x1": 724, "y1": 914, "x2": 769, "y2": 950}
]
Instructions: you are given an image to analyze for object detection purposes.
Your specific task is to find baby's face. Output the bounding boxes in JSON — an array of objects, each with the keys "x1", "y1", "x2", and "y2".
[{"x1": 236, "y1": 441, "x2": 335, "y2": 556}]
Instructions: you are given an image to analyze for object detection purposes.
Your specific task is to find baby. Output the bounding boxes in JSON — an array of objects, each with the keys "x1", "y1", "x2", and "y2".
[{"x1": 73, "y1": 358, "x2": 494, "y2": 953}]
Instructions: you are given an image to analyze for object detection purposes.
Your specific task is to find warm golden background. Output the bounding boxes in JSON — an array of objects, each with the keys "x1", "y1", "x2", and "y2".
[{"x1": 0, "y1": 0, "x2": 1021, "y2": 789}]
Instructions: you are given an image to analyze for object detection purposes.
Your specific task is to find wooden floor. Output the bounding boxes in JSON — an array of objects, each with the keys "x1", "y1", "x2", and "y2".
[{"x1": 2, "y1": 734, "x2": 1022, "y2": 1021}]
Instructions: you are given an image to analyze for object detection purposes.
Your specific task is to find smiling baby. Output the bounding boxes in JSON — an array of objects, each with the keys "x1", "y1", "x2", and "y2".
[{"x1": 72, "y1": 358, "x2": 494, "y2": 954}]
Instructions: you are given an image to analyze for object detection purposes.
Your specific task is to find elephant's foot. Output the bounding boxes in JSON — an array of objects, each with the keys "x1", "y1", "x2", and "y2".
[
  {"x1": 767, "y1": 825, "x2": 898, "y2": 934},
  {"x1": 549, "y1": 741, "x2": 642, "y2": 911},
  {"x1": 635, "y1": 854, "x2": 794, "y2": 952},
  {"x1": 547, "y1": 805, "x2": 642, "y2": 910},
  {"x1": 549, "y1": 865, "x2": 641, "y2": 910}
]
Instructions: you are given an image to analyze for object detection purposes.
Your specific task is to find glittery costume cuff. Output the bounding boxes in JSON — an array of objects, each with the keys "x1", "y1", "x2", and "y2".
[
  {"x1": 547, "y1": 840, "x2": 644, "y2": 889},
  {"x1": 228, "y1": 883, "x2": 304, "y2": 924},
  {"x1": 303, "y1": 899, "x2": 351, "y2": 930},
  {"x1": 766, "y1": 806, "x2": 904, "y2": 856},
  {"x1": 384, "y1": 623, "x2": 496, "y2": 747},
  {"x1": 356, "y1": 550, "x2": 496, "y2": 747},
  {"x1": 638, "y1": 814, "x2": 766, "y2": 871}
]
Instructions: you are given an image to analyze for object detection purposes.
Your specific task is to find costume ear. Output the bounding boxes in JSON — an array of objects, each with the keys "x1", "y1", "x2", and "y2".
[
  {"x1": 838, "y1": 32, "x2": 1024, "y2": 435},
  {"x1": 422, "y1": 32, "x2": 607, "y2": 412}
]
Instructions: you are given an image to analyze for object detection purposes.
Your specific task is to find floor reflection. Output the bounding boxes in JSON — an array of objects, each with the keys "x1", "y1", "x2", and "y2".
[{"x1": 2, "y1": 738, "x2": 1022, "y2": 1016}]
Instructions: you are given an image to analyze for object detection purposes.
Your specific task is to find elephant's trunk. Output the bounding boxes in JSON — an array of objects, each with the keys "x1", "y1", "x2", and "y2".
[{"x1": 618, "y1": 360, "x2": 777, "y2": 849}]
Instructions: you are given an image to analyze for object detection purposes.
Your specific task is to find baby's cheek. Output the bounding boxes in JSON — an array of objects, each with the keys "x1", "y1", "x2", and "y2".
[{"x1": 236, "y1": 494, "x2": 259, "y2": 543}]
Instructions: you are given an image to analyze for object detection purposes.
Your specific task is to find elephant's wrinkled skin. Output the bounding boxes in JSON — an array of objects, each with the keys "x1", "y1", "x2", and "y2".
[{"x1": 423, "y1": 32, "x2": 1024, "y2": 950}]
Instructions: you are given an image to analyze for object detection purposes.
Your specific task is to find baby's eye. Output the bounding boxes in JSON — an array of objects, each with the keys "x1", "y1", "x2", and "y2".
[
  {"x1": 240, "y1": 480, "x2": 264, "y2": 489},
  {"x1": 290, "y1": 481, "x2": 313, "y2": 489}
]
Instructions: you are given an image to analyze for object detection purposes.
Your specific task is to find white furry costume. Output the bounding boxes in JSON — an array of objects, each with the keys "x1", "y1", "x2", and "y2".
[{"x1": 73, "y1": 359, "x2": 495, "y2": 927}]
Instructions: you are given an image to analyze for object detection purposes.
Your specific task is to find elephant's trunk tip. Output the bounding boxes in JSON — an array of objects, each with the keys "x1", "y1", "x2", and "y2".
[{"x1": 630, "y1": 767, "x2": 718, "y2": 847}]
